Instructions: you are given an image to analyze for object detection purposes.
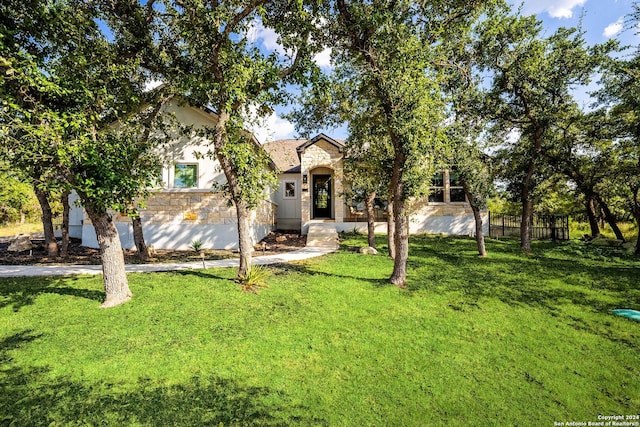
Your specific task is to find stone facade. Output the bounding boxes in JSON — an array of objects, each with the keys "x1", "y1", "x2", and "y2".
[
  {"x1": 299, "y1": 138, "x2": 345, "y2": 225},
  {"x1": 81, "y1": 190, "x2": 276, "y2": 250},
  {"x1": 88, "y1": 190, "x2": 276, "y2": 228}
]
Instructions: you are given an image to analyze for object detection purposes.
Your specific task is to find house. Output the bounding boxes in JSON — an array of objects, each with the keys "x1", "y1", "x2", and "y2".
[
  {"x1": 69, "y1": 99, "x2": 277, "y2": 250},
  {"x1": 70, "y1": 101, "x2": 487, "y2": 250},
  {"x1": 264, "y1": 134, "x2": 488, "y2": 236}
]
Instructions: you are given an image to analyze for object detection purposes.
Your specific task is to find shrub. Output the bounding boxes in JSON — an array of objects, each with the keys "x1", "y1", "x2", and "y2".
[
  {"x1": 189, "y1": 239, "x2": 204, "y2": 251},
  {"x1": 237, "y1": 264, "x2": 272, "y2": 293}
]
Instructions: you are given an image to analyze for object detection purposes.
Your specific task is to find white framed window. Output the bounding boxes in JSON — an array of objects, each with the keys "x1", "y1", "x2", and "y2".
[
  {"x1": 449, "y1": 170, "x2": 466, "y2": 203},
  {"x1": 283, "y1": 180, "x2": 297, "y2": 199},
  {"x1": 174, "y1": 163, "x2": 198, "y2": 188},
  {"x1": 428, "y1": 172, "x2": 445, "y2": 203}
]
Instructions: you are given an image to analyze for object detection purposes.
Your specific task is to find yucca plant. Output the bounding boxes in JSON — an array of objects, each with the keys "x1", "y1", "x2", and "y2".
[
  {"x1": 189, "y1": 239, "x2": 204, "y2": 251},
  {"x1": 237, "y1": 264, "x2": 272, "y2": 293}
]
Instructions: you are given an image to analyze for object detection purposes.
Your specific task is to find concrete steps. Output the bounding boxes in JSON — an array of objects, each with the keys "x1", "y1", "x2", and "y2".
[{"x1": 306, "y1": 224, "x2": 339, "y2": 250}]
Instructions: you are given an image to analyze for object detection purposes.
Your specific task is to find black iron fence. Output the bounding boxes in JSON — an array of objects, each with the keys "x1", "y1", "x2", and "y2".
[{"x1": 489, "y1": 212, "x2": 569, "y2": 241}]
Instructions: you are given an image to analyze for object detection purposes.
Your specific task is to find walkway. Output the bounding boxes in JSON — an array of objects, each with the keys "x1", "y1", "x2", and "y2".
[{"x1": 0, "y1": 232, "x2": 339, "y2": 278}]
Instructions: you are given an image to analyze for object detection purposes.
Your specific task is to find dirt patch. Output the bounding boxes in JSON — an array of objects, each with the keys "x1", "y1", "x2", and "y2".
[{"x1": 0, "y1": 231, "x2": 306, "y2": 266}]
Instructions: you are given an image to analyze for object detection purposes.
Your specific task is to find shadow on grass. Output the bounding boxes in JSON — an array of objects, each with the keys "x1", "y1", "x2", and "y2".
[
  {"x1": 409, "y1": 241, "x2": 638, "y2": 306},
  {"x1": 0, "y1": 331, "x2": 326, "y2": 427},
  {"x1": 268, "y1": 261, "x2": 392, "y2": 288},
  {"x1": 0, "y1": 277, "x2": 104, "y2": 312}
]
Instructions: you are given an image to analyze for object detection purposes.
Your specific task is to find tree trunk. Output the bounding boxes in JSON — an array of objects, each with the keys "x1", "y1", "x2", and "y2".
[
  {"x1": 211, "y1": 110, "x2": 255, "y2": 278},
  {"x1": 131, "y1": 213, "x2": 149, "y2": 262},
  {"x1": 584, "y1": 193, "x2": 600, "y2": 239},
  {"x1": 20, "y1": 211, "x2": 26, "y2": 225},
  {"x1": 60, "y1": 190, "x2": 70, "y2": 258},
  {"x1": 595, "y1": 194, "x2": 625, "y2": 241},
  {"x1": 520, "y1": 197, "x2": 533, "y2": 253},
  {"x1": 235, "y1": 200, "x2": 253, "y2": 277},
  {"x1": 635, "y1": 213, "x2": 640, "y2": 256},
  {"x1": 86, "y1": 208, "x2": 132, "y2": 308},
  {"x1": 389, "y1": 148, "x2": 408, "y2": 287},
  {"x1": 520, "y1": 157, "x2": 537, "y2": 253},
  {"x1": 365, "y1": 191, "x2": 376, "y2": 248},
  {"x1": 34, "y1": 187, "x2": 59, "y2": 257},
  {"x1": 462, "y1": 180, "x2": 486, "y2": 257},
  {"x1": 386, "y1": 196, "x2": 395, "y2": 260}
]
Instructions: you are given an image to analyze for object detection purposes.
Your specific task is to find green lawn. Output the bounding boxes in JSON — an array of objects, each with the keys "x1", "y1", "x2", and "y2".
[{"x1": 1, "y1": 235, "x2": 638, "y2": 426}]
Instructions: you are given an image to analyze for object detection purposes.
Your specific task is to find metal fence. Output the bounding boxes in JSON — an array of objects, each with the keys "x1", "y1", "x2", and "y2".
[{"x1": 489, "y1": 212, "x2": 569, "y2": 241}]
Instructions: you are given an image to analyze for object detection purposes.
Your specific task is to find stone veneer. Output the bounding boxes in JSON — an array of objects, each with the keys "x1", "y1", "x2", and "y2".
[
  {"x1": 299, "y1": 139, "x2": 344, "y2": 224},
  {"x1": 108, "y1": 190, "x2": 276, "y2": 227}
]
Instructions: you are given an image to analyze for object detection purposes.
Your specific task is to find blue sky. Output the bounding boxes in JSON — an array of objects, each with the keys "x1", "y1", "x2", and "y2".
[{"x1": 252, "y1": 0, "x2": 640, "y2": 143}]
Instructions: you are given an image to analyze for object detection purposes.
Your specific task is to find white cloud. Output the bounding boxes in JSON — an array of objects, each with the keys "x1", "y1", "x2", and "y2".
[
  {"x1": 313, "y1": 48, "x2": 333, "y2": 68},
  {"x1": 518, "y1": 0, "x2": 587, "y2": 19},
  {"x1": 244, "y1": 105, "x2": 295, "y2": 143},
  {"x1": 246, "y1": 19, "x2": 287, "y2": 55},
  {"x1": 603, "y1": 17, "x2": 624, "y2": 38}
]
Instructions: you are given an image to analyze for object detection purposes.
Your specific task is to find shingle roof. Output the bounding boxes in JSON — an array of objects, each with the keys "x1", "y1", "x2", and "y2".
[
  {"x1": 263, "y1": 139, "x2": 306, "y2": 173},
  {"x1": 264, "y1": 134, "x2": 346, "y2": 174}
]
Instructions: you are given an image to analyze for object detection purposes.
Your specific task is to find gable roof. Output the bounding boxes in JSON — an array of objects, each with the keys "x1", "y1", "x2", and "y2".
[
  {"x1": 295, "y1": 133, "x2": 345, "y2": 155},
  {"x1": 264, "y1": 134, "x2": 346, "y2": 174}
]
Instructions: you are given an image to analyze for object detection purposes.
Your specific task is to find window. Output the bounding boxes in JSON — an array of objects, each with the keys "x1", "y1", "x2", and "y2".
[
  {"x1": 283, "y1": 180, "x2": 297, "y2": 199},
  {"x1": 428, "y1": 172, "x2": 445, "y2": 203},
  {"x1": 174, "y1": 164, "x2": 198, "y2": 188},
  {"x1": 449, "y1": 170, "x2": 466, "y2": 202}
]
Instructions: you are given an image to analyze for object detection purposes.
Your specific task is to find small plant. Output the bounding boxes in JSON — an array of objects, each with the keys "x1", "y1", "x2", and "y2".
[
  {"x1": 189, "y1": 239, "x2": 204, "y2": 251},
  {"x1": 237, "y1": 264, "x2": 272, "y2": 293}
]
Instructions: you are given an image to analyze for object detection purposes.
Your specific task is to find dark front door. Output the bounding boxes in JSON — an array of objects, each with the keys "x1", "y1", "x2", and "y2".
[{"x1": 313, "y1": 175, "x2": 332, "y2": 218}]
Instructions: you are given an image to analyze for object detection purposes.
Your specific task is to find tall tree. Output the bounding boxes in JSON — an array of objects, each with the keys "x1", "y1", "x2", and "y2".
[
  {"x1": 153, "y1": 0, "x2": 322, "y2": 277},
  {"x1": 329, "y1": 0, "x2": 493, "y2": 286},
  {"x1": 597, "y1": 51, "x2": 640, "y2": 252},
  {"x1": 477, "y1": 9, "x2": 602, "y2": 252},
  {"x1": 1, "y1": 0, "x2": 168, "y2": 307}
]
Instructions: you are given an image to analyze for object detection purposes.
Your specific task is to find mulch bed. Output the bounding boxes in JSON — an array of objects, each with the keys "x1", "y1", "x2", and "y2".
[{"x1": 0, "y1": 231, "x2": 306, "y2": 266}]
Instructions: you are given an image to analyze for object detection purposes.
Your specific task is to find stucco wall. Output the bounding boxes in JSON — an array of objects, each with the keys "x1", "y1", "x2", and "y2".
[{"x1": 273, "y1": 174, "x2": 301, "y2": 231}]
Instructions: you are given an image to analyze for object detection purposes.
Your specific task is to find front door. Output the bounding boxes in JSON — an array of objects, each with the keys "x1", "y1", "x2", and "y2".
[{"x1": 313, "y1": 175, "x2": 332, "y2": 218}]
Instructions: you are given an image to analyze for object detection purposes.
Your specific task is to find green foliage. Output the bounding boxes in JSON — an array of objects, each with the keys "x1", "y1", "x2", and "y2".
[
  {"x1": 0, "y1": 167, "x2": 38, "y2": 225},
  {"x1": 237, "y1": 264, "x2": 272, "y2": 293},
  {"x1": 477, "y1": 6, "x2": 608, "y2": 205},
  {"x1": 0, "y1": 236, "x2": 638, "y2": 425},
  {"x1": 207, "y1": 121, "x2": 278, "y2": 210},
  {"x1": 189, "y1": 239, "x2": 204, "y2": 252}
]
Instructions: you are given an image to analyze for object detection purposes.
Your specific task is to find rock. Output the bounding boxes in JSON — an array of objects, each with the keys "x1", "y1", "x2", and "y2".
[
  {"x1": 359, "y1": 246, "x2": 378, "y2": 255},
  {"x1": 275, "y1": 235, "x2": 287, "y2": 242},
  {"x1": 8, "y1": 235, "x2": 33, "y2": 252}
]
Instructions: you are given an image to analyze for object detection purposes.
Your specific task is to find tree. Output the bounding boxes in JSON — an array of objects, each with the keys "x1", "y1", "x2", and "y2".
[
  {"x1": 1, "y1": 0, "x2": 168, "y2": 307},
  {"x1": 441, "y1": 27, "x2": 493, "y2": 257},
  {"x1": 477, "y1": 9, "x2": 602, "y2": 252},
  {"x1": 544, "y1": 111, "x2": 626, "y2": 240},
  {"x1": 0, "y1": 165, "x2": 38, "y2": 226},
  {"x1": 328, "y1": 0, "x2": 494, "y2": 286},
  {"x1": 343, "y1": 121, "x2": 394, "y2": 250},
  {"x1": 153, "y1": 0, "x2": 322, "y2": 277},
  {"x1": 597, "y1": 51, "x2": 640, "y2": 252}
]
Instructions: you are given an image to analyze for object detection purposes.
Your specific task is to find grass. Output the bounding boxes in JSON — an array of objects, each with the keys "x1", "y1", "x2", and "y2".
[
  {"x1": 1, "y1": 235, "x2": 639, "y2": 426},
  {"x1": 570, "y1": 220, "x2": 638, "y2": 242},
  {"x1": 0, "y1": 221, "x2": 43, "y2": 237}
]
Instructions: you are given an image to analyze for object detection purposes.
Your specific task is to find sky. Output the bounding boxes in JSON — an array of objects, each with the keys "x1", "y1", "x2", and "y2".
[{"x1": 248, "y1": 0, "x2": 640, "y2": 144}]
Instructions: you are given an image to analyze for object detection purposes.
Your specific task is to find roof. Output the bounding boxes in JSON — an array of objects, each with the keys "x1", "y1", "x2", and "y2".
[
  {"x1": 296, "y1": 133, "x2": 345, "y2": 154},
  {"x1": 264, "y1": 134, "x2": 346, "y2": 174},
  {"x1": 263, "y1": 139, "x2": 306, "y2": 173}
]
